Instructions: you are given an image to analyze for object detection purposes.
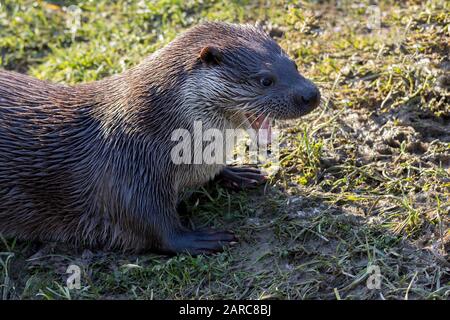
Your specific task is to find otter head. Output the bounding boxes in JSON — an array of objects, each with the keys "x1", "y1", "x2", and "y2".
[{"x1": 183, "y1": 22, "x2": 320, "y2": 133}]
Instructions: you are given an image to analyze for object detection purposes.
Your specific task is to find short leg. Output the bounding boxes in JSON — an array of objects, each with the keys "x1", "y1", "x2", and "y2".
[
  {"x1": 217, "y1": 166, "x2": 267, "y2": 190},
  {"x1": 125, "y1": 170, "x2": 238, "y2": 255}
]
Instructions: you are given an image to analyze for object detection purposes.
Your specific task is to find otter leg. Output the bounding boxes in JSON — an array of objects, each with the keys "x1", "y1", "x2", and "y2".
[
  {"x1": 135, "y1": 204, "x2": 237, "y2": 255},
  {"x1": 120, "y1": 168, "x2": 235, "y2": 255},
  {"x1": 146, "y1": 183, "x2": 237, "y2": 255},
  {"x1": 217, "y1": 166, "x2": 267, "y2": 190}
]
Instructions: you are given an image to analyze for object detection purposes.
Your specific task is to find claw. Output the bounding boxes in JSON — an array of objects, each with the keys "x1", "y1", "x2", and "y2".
[
  {"x1": 217, "y1": 166, "x2": 267, "y2": 190},
  {"x1": 163, "y1": 230, "x2": 238, "y2": 255}
]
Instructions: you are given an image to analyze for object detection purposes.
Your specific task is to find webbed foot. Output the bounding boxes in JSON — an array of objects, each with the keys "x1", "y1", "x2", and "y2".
[
  {"x1": 162, "y1": 229, "x2": 237, "y2": 255},
  {"x1": 218, "y1": 166, "x2": 267, "y2": 190}
]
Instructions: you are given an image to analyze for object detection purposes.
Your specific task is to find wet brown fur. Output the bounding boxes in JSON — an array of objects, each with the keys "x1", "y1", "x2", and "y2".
[{"x1": 0, "y1": 22, "x2": 318, "y2": 253}]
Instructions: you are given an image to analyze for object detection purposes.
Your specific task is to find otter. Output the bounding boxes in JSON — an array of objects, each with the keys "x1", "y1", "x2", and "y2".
[{"x1": 0, "y1": 22, "x2": 320, "y2": 254}]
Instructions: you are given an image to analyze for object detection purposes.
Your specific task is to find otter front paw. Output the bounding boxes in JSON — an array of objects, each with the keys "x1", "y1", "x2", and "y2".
[
  {"x1": 164, "y1": 230, "x2": 237, "y2": 255},
  {"x1": 218, "y1": 166, "x2": 267, "y2": 190}
]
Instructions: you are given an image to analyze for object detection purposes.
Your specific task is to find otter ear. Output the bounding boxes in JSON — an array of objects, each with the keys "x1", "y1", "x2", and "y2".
[{"x1": 199, "y1": 46, "x2": 222, "y2": 65}]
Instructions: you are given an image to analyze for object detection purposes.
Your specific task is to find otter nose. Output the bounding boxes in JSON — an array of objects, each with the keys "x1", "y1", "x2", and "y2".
[{"x1": 294, "y1": 88, "x2": 320, "y2": 110}]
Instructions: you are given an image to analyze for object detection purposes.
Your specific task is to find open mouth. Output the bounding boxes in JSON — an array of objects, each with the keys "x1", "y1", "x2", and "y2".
[{"x1": 245, "y1": 113, "x2": 272, "y2": 144}]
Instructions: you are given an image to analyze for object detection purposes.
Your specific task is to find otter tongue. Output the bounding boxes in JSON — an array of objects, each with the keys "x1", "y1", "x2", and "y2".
[{"x1": 251, "y1": 114, "x2": 272, "y2": 144}]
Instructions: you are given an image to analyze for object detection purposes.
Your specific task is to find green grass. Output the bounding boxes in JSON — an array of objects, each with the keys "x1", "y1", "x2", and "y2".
[{"x1": 0, "y1": 0, "x2": 449, "y2": 299}]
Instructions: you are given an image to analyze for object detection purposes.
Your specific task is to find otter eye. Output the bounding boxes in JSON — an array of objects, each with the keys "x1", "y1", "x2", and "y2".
[{"x1": 261, "y1": 77, "x2": 273, "y2": 87}]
